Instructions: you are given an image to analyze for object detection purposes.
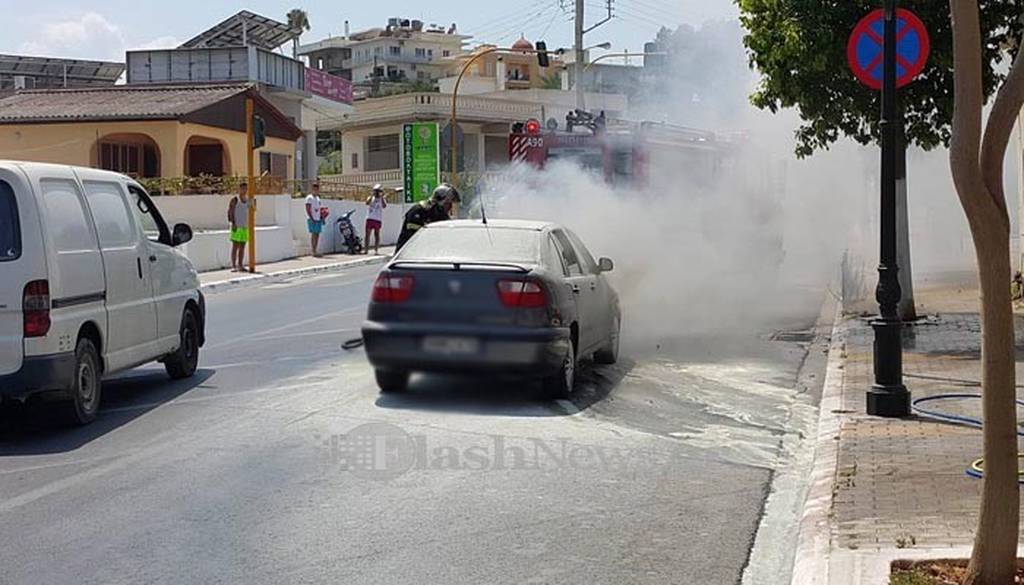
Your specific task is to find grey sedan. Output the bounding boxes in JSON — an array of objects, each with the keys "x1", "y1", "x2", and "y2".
[{"x1": 361, "y1": 219, "x2": 620, "y2": 398}]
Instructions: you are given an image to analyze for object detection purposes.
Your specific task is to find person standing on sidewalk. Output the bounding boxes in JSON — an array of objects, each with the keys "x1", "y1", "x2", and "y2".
[
  {"x1": 227, "y1": 181, "x2": 254, "y2": 272},
  {"x1": 305, "y1": 182, "x2": 325, "y2": 258},
  {"x1": 364, "y1": 184, "x2": 387, "y2": 255}
]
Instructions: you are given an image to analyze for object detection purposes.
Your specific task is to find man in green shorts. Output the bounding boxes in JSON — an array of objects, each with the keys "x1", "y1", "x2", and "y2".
[{"x1": 228, "y1": 182, "x2": 254, "y2": 271}]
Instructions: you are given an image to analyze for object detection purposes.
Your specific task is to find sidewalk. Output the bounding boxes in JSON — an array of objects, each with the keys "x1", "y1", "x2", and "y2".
[
  {"x1": 793, "y1": 285, "x2": 1024, "y2": 584},
  {"x1": 199, "y1": 247, "x2": 394, "y2": 291}
]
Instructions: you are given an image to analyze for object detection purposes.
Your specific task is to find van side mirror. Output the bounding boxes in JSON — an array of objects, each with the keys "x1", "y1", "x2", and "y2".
[
  {"x1": 172, "y1": 223, "x2": 193, "y2": 247},
  {"x1": 598, "y1": 257, "x2": 614, "y2": 273}
]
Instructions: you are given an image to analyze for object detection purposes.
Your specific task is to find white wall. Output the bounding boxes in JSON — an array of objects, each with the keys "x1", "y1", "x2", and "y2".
[
  {"x1": 177, "y1": 226, "x2": 295, "y2": 272},
  {"x1": 290, "y1": 198, "x2": 404, "y2": 255},
  {"x1": 153, "y1": 193, "x2": 403, "y2": 271}
]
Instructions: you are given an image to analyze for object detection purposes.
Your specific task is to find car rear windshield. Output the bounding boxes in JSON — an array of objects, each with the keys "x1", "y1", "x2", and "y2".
[
  {"x1": 399, "y1": 226, "x2": 540, "y2": 265},
  {"x1": 0, "y1": 180, "x2": 19, "y2": 262}
]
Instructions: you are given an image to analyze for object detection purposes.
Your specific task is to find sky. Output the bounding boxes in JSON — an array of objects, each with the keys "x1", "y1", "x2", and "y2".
[{"x1": 0, "y1": 0, "x2": 739, "y2": 62}]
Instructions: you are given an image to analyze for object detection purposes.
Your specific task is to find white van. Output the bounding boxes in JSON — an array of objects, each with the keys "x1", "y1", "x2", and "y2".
[{"x1": 0, "y1": 161, "x2": 204, "y2": 424}]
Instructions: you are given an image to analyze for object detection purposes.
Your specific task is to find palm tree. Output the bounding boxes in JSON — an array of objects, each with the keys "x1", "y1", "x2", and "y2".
[
  {"x1": 287, "y1": 9, "x2": 311, "y2": 59},
  {"x1": 540, "y1": 72, "x2": 563, "y2": 90}
]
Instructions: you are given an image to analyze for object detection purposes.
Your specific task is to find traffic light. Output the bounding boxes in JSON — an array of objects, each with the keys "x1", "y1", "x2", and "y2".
[
  {"x1": 525, "y1": 118, "x2": 542, "y2": 134},
  {"x1": 511, "y1": 121, "x2": 525, "y2": 134},
  {"x1": 252, "y1": 114, "x2": 266, "y2": 149},
  {"x1": 536, "y1": 41, "x2": 550, "y2": 68}
]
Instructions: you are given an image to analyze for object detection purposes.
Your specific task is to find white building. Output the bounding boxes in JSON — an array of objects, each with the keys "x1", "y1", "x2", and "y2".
[{"x1": 299, "y1": 18, "x2": 470, "y2": 85}]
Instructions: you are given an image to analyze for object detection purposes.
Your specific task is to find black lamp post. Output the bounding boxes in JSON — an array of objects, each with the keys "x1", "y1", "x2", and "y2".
[{"x1": 867, "y1": 0, "x2": 911, "y2": 417}]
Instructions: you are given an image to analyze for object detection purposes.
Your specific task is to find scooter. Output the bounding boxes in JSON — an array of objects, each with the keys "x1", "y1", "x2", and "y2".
[{"x1": 335, "y1": 209, "x2": 363, "y2": 255}]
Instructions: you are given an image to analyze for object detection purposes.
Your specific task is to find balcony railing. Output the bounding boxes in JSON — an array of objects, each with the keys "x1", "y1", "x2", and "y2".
[{"x1": 336, "y1": 92, "x2": 543, "y2": 129}]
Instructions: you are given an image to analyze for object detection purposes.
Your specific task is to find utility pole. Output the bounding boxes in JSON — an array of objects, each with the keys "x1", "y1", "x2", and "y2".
[
  {"x1": 246, "y1": 96, "x2": 257, "y2": 274},
  {"x1": 575, "y1": 0, "x2": 584, "y2": 110},
  {"x1": 867, "y1": 0, "x2": 910, "y2": 417}
]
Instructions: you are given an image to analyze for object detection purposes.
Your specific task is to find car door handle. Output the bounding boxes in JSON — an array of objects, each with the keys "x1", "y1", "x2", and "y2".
[
  {"x1": 589, "y1": 281, "x2": 597, "y2": 290},
  {"x1": 570, "y1": 284, "x2": 581, "y2": 294},
  {"x1": 137, "y1": 257, "x2": 143, "y2": 279},
  {"x1": 148, "y1": 255, "x2": 157, "y2": 262}
]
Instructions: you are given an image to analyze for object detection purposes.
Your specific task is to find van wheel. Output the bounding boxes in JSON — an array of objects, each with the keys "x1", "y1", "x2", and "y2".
[
  {"x1": 542, "y1": 341, "x2": 576, "y2": 400},
  {"x1": 165, "y1": 308, "x2": 199, "y2": 380},
  {"x1": 66, "y1": 337, "x2": 102, "y2": 425},
  {"x1": 375, "y1": 369, "x2": 409, "y2": 393}
]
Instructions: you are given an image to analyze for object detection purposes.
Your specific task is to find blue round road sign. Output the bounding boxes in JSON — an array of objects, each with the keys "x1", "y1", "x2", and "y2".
[{"x1": 847, "y1": 8, "x2": 930, "y2": 90}]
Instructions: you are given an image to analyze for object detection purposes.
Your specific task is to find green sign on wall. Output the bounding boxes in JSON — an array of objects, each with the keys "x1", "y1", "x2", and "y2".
[{"x1": 403, "y1": 122, "x2": 440, "y2": 203}]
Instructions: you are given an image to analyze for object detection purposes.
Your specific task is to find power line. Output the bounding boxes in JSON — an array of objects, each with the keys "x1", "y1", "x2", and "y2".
[
  {"x1": 616, "y1": 0, "x2": 684, "y2": 26},
  {"x1": 469, "y1": 1, "x2": 559, "y2": 39},
  {"x1": 614, "y1": 7, "x2": 672, "y2": 30}
]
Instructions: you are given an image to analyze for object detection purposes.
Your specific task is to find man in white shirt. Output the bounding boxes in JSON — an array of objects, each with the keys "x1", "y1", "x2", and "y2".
[
  {"x1": 364, "y1": 184, "x2": 387, "y2": 255},
  {"x1": 305, "y1": 182, "x2": 325, "y2": 258}
]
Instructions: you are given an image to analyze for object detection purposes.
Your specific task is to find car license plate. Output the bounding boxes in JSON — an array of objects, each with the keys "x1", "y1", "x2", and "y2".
[{"x1": 422, "y1": 336, "x2": 479, "y2": 355}]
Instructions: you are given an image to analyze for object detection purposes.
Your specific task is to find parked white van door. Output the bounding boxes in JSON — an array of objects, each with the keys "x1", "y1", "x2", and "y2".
[
  {"x1": 80, "y1": 177, "x2": 159, "y2": 370},
  {"x1": 0, "y1": 177, "x2": 25, "y2": 376}
]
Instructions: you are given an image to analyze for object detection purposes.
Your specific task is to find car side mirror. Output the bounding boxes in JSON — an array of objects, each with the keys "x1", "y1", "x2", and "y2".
[
  {"x1": 172, "y1": 223, "x2": 193, "y2": 247},
  {"x1": 598, "y1": 257, "x2": 614, "y2": 273}
]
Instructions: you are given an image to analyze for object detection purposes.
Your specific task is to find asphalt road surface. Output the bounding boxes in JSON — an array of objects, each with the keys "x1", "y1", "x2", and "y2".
[{"x1": 0, "y1": 264, "x2": 825, "y2": 585}]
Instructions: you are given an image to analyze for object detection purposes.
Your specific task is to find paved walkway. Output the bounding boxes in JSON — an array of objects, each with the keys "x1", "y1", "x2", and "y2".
[
  {"x1": 199, "y1": 248, "x2": 394, "y2": 290},
  {"x1": 794, "y1": 285, "x2": 1024, "y2": 584}
]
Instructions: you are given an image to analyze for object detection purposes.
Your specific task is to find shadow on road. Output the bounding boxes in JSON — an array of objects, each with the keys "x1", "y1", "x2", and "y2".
[
  {"x1": 0, "y1": 368, "x2": 215, "y2": 454},
  {"x1": 374, "y1": 360, "x2": 633, "y2": 417}
]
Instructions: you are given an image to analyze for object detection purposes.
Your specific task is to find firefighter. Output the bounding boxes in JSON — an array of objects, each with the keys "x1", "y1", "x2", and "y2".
[{"x1": 395, "y1": 184, "x2": 461, "y2": 250}]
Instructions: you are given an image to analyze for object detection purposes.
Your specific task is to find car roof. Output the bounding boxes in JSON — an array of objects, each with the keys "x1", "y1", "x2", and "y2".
[
  {"x1": 425, "y1": 219, "x2": 557, "y2": 231},
  {"x1": 0, "y1": 160, "x2": 132, "y2": 183}
]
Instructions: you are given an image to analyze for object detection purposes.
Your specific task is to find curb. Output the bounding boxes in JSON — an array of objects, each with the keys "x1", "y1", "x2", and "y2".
[
  {"x1": 790, "y1": 302, "x2": 847, "y2": 585},
  {"x1": 200, "y1": 254, "x2": 389, "y2": 293}
]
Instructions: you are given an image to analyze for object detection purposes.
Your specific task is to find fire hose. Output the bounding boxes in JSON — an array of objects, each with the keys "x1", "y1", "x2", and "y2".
[{"x1": 910, "y1": 391, "x2": 1024, "y2": 483}]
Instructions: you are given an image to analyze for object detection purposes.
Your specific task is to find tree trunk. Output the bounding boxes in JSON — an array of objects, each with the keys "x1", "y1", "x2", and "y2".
[
  {"x1": 963, "y1": 230, "x2": 1019, "y2": 585},
  {"x1": 950, "y1": 2, "x2": 1021, "y2": 583}
]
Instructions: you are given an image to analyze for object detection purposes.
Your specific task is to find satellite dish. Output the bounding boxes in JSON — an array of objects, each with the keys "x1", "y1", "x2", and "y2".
[{"x1": 546, "y1": 117, "x2": 559, "y2": 131}]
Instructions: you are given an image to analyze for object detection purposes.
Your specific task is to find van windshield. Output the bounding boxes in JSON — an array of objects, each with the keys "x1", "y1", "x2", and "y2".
[{"x1": 0, "y1": 180, "x2": 20, "y2": 262}]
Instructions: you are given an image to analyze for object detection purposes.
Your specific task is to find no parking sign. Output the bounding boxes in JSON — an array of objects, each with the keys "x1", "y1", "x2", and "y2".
[{"x1": 847, "y1": 8, "x2": 930, "y2": 90}]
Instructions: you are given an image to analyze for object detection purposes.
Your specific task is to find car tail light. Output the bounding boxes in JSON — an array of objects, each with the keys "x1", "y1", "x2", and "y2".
[
  {"x1": 497, "y1": 279, "x2": 547, "y2": 308},
  {"x1": 372, "y1": 274, "x2": 415, "y2": 303},
  {"x1": 23, "y1": 280, "x2": 51, "y2": 338}
]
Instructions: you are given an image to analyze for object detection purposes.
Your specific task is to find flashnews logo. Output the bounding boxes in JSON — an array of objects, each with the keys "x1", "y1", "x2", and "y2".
[{"x1": 315, "y1": 422, "x2": 677, "y2": 481}]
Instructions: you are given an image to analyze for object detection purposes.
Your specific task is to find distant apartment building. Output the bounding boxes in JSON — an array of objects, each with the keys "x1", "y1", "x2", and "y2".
[{"x1": 299, "y1": 18, "x2": 470, "y2": 85}]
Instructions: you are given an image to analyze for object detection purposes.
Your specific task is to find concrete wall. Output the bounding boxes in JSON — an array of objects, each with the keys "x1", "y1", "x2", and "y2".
[{"x1": 154, "y1": 193, "x2": 405, "y2": 270}]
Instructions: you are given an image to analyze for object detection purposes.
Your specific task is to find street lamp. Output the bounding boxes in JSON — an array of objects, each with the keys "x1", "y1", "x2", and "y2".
[
  {"x1": 867, "y1": 0, "x2": 910, "y2": 417},
  {"x1": 449, "y1": 44, "x2": 550, "y2": 187}
]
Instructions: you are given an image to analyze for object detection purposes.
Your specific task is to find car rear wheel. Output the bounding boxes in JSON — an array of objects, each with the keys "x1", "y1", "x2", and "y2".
[
  {"x1": 66, "y1": 337, "x2": 101, "y2": 425},
  {"x1": 165, "y1": 308, "x2": 200, "y2": 380},
  {"x1": 542, "y1": 341, "x2": 576, "y2": 400},
  {"x1": 376, "y1": 369, "x2": 410, "y2": 393},
  {"x1": 594, "y1": 315, "x2": 620, "y2": 365}
]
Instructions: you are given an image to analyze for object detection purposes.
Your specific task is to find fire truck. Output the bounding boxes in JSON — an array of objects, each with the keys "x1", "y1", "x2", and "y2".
[{"x1": 507, "y1": 111, "x2": 733, "y2": 187}]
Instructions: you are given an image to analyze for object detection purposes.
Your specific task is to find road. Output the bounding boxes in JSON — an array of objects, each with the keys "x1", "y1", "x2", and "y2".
[{"x1": 0, "y1": 263, "x2": 825, "y2": 585}]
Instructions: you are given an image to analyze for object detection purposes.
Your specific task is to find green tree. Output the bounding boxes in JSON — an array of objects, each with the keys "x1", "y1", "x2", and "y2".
[
  {"x1": 540, "y1": 72, "x2": 563, "y2": 90},
  {"x1": 737, "y1": 0, "x2": 1021, "y2": 157}
]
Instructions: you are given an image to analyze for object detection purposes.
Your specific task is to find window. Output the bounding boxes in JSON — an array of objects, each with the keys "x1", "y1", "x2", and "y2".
[
  {"x1": 128, "y1": 185, "x2": 170, "y2": 245},
  {"x1": 565, "y1": 229, "x2": 598, "y2": 274},
  {"x1": 442, "y1": 50, "x2": 451, "y2": 57},
  {"x1": 389, "y1": 45, "x2": 401, "y2": 56},
  {"x1": 398, "y1": 227, "x2": 540, "y2": 264},
  {"x1": 551, "y1": 230, "x2": 582, "y2": 276},
  {"x1": 427, "y1": 49, "x2": 433, "y2": 58},
  {"x1": 415, "y1": 48, "x2": 426, "y2": 58},
  {"x1": 83, "y1": 181, "x2": 135, "y2": 248},
  {"x1": 351, "y1": 153, "x2": 359, "y2": 170},
  {"x1": 100, "y1": 142, "x2": 141, "y2": 175},
  {"x1": 0, "y1": 180, "x2": 20, "y2": 261},
  {"x1": 259, "y1": 152, "x2": 290, "y2": 179},
  {"x1": 366, "y1": 134, "x2": 399, "y2": 171},
  {"x1": 41, "y1": 179, "x2": 95, "y2": 253}
]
